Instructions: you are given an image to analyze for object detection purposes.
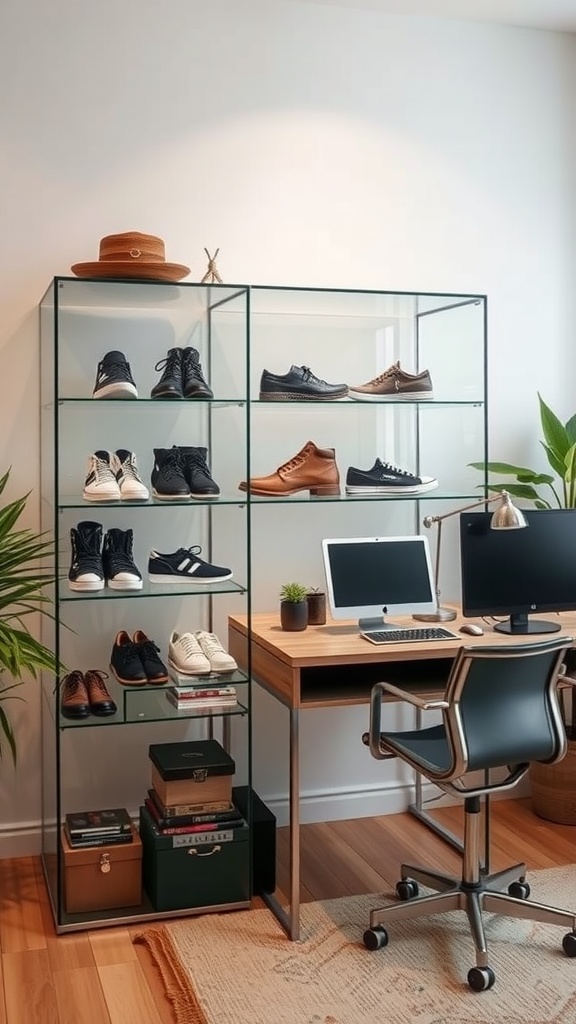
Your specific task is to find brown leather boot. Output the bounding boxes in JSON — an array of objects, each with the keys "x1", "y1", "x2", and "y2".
[
  {"x1": 239, "y1": 441, "x2": 340, "y2": 496},
  {"x1": 60, "y1": 670, "x2": 90, "y2": 719}
]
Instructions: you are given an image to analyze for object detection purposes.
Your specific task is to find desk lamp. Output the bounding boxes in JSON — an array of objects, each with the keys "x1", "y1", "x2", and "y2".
[{"x1": 413, "y1": 490, "x2": 528, "y2": 623}]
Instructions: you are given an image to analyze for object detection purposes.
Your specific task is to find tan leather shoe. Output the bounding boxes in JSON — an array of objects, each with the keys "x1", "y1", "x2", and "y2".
[
  {"x1": 84, "y1": 669, "x2": 117, "y2": 716},
  {"x1": 60, "y1": 670, "x2": 90, "y2": 719},
  {"x1": 239, "y1": 441, "x2": 340, "y2": 496}
]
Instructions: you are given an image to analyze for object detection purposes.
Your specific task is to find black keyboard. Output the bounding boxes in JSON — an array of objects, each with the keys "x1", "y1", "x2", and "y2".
[{"x1": 361, "y1": 627, "x2": 459, "y2": 645}]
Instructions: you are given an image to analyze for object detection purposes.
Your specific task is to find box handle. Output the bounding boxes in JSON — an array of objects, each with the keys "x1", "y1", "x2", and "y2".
[
  {"x1": 99, "y1": 853, "x2": 111, "y2": 874},
  {"x1": 187, "y1": 845, "x2": 221, "y2": 858}
]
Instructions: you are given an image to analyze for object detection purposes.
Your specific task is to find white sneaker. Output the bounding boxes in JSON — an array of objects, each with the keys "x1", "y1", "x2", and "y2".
[
  {"x1": 168, "y1": 631, "x2": 211, "y2": 675},
  {"x1": 195, "y1": 631, "x2": 238, "y2": 674},
  {"x1": 112, "y1": 449, "x2": 150, "y2": 501},
  {"x1": 83, "y1": 451, "x2": 121, "y2": 501}
]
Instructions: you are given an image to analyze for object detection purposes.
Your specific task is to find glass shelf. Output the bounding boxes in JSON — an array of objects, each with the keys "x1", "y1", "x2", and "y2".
[
  {"x1": 56, "y1": 397, "x2": 245, "y2": 407},
  {"x1": 250, "y1": 398, "x2": 484, "y2": 408},
  {"x1": 244, "y1": 490, "x2": 482, "y2": 506},
  {"x1": 57, "y1": 493, "x2": 248, "y2": 510},
  {"x1": 58, "y1": 579, "x2": 247, "y2": 601}
]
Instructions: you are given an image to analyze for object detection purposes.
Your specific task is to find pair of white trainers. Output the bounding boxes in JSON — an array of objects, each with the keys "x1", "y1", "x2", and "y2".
[
  {"x1": 83, "y1": 450, "x2": 149, "y2": 502},
  {"x1": 168, "y1": 630, "x2": 238, "y2": 676}
]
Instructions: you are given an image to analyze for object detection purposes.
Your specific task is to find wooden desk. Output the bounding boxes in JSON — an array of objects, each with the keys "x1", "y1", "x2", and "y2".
[{"x1": 228, "y1": 610, "x2": 576, "y2": 939}]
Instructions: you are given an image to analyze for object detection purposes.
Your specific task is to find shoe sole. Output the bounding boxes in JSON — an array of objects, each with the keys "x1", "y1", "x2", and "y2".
[
  {"x1": 149, "y1": 572, "x2": 233, "y2": 584},
  {"x1": 238, "y1": 483, "x2": 340, "y2": 497},
  {"x1": 259, "y1": 391, "x2": 348, "y2": 401},
  {"x1": 190, "y1": 491, "x2": 220, "y2": 499},
  {"x1": 68, "y1": 580, "x2": 105, "y2": 591},
  {"x1": 106, "y1": 579, "x2": 143, "y2": 590},
  {"x1": 151, "y1": 391, "x2": 183, "y2": 400},
  {"x1": 168, "y1": 658, "x2": 212, "y2": 676},
  {"x1": 83, "y1": 491, "x2": 122, "y2": 501},
  {"x1": 93, "y1": 384, "x2": 138, "y2": 399},
  {"x1": 345, "y1": 481, "x2": 438, "y2": 495},
  {"x1": 152, "y1": 488, "x2": 191, "y2": 501},
  {"x1": 109, "y1": 664, "x2": 147, "y2": 686},
  {"x1": 119, "y1": 487, "x2": 150, "y2": 500},
  {"x1": 347, "y1": 391, "x2": 434, "y2": 402},
  {"x1": 183, "y1": 388, "x2": 214, "y2": 399}
]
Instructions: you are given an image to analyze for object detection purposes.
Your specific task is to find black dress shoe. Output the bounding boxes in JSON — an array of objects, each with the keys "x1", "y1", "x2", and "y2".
[
  {"x1": 259, "y1": 365, "x2": 348, "y2": 401},
  {"x1": 132, "y1": 630, "x2": 169, "y2": 684},
  {"x1": 84, "y1": 669, "x2": 117, "y2": 715}
]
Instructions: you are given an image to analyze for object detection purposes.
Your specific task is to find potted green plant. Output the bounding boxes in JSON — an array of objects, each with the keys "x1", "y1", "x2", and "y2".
[
  {"x1": 306, "y1": 586, "x2": 326, "y2": 626},
  {"x1": 279, "y1": 582, "x2": 309, "y2": 632},
  {"x1": 0, "y1": 468, "x2": 58, "y2": 764},
  {"x1": 470, "y1": 394, "x2": 576, "y2": 820}
]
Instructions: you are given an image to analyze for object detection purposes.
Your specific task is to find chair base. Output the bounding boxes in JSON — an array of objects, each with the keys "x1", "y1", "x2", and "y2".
[{"x1": 366, "y1": 860, "x2": 576, "y2": 984}]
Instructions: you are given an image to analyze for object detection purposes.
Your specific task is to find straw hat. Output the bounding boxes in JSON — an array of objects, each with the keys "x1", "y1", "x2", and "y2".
[{"x1": 71, "y1": 232, "x2": 190, "y2": 281}]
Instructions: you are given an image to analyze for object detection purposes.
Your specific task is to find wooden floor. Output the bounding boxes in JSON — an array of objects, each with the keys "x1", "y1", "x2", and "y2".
[{"x1": 1, "y1": 798, "x2": 575, "y2": 1023}]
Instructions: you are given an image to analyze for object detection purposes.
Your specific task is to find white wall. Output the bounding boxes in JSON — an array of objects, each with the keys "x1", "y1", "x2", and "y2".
[{"x1": 0, "y1": 0, "x2": 575, "y2": 851}]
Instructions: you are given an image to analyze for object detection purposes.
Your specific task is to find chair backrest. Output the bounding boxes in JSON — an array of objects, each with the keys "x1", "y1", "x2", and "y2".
[{"x1": 444, "y1": 637, "x2": 573, "y2": 776}]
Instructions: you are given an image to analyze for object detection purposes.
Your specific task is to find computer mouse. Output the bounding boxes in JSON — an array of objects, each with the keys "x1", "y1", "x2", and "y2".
[{"x1": 460, "y1": 623, "x2": 484, "y2": 636}]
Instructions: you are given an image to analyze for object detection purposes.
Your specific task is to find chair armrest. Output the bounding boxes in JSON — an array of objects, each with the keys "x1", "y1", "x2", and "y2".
[
  {"x1": 558, "y1": 673, "x2": 576, "y2": 687},
  {"x1": 367, "y1": 681, "x2": 449, "y2": 760}
]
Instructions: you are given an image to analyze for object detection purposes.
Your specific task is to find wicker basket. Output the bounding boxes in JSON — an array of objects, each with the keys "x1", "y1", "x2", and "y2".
[{"x1": 530, "y1": 740, "x2": 576, "y2": 824}]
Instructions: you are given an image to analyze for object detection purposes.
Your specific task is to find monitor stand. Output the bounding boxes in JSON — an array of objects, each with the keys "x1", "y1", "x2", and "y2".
[
  {"x1": 493, "y1": 613, "x2": 561, "y2": 635},
  {"x1": 358, "y1": 615, "x2": 397, "y2": 632}
]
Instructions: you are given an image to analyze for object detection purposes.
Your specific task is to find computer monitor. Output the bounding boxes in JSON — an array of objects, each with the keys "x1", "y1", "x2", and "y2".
[
  {"x1": 321, "y1": 535, "x2": 437, "y2": 632},
  {"x1": 459, "y1": 508, "x2": 576, "y2": 635}
]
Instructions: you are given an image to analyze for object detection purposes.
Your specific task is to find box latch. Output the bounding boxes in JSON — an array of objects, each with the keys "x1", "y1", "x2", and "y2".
[
  {"x1": 192, "y1": 769, "x2": 208, "y2": 782},
  {"x1": 99, "y1": 853, "x2": 111, "y2": 874}
]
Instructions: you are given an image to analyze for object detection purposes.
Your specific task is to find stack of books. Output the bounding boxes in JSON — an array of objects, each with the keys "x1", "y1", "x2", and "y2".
[
  {"x1": 64, "y1": 807, "x2": 133, "y2": 848},
  {"x1": 166, "y1": 668, "x2": 237, "y2": 712},
  {"x1": 144, "y1": 788, "x2": 245, "y2": 835}
]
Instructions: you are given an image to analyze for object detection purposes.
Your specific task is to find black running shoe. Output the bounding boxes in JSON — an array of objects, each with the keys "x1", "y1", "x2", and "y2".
[
  {"x1": 102, "y1": 528, "x2": 143, "y2": 590},
  {"x1": 132, "y1": 630, "x2": 169, "y2": 684},
  {"x1": 182, "y1": 347, "x2": 213, "y2": 399},
  {"x1": 110, "y1": 630, "x2": 147, "y2": 685},
  {"x1": 151, "y1": 347, "x2": 184, "y2": 399},
  {"x1": 92, "y1": 351, "x2": 138, "y2": 400},
  {"x1": 68, "y1": 521, "x2": 104, "y2": 591},
  {"x1": 176, "y1": 445, "x2": 220, "y2": 498},
  {"x1": 148, "y1": 545, "x2": 232, "y2": 584},
  {"x1": 345, "y1": 458, "x2": 438, "y2": 495},
  {"x1": 151, "y1": 448, "x2": 191, "y2": 500},
  {"x1": 259, "y1": 365, "x2": 348, "y2": 401}
]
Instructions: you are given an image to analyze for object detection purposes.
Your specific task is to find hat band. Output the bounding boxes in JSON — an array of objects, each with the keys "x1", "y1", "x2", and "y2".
[{"x1": 101, "y1": 249, "x2": 164, "y2": 263}]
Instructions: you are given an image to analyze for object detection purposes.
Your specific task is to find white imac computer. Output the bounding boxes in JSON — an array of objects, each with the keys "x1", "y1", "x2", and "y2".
[{"x1": 321, "y1": 535, "x2": 437, "y2": 632}]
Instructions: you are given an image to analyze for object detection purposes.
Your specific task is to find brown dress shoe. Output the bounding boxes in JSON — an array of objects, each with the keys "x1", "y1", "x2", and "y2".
[
  {"x1": 60, "y1": 670, "x2": 90, "y2": 719},
  {"x1": 239, "y1": 441, "x2": 340, "y2": 497},
  {"x1": 84, "y1": 669, "x2": 117, "y2": 716}
]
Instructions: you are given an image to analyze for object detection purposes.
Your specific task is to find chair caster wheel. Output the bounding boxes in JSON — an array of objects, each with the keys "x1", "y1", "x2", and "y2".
[
  {"x1": 508, "y1": 881, "x2": 530, "y2": 899},
  {"x1": 468, "y1": 966, "x2": 495, "y2": 991},
  {"x1": 396, "y1": 880, "x2": 419, "y2": 901},
  {"x1": 363, "y1": 926, "x2": 388, "y2": 951},
  {"x1": 562, "y1": 931, "x2": 576, "y2": 957}
]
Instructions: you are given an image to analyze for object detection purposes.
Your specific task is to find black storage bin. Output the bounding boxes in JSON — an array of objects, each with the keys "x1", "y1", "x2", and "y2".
[
  {"x1": 140, "y1": 805, "x2": 250, "y2": 912},
  {"x1": 233, "y1": 786, "x2": 276, "y2": 895}
]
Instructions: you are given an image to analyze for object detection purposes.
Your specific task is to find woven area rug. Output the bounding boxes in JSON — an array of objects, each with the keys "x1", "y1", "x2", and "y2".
[{"x1": 135, "y1": 865, "x2": 576, "y2": 1024}]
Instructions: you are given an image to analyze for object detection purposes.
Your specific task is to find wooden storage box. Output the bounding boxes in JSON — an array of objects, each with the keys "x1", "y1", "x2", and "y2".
[
  {"x1": 149, "y1": 738, "x2": 235, "y2": 807},
  {"x1": 61, "y1": 823, "x2": 142, "y2": 914},
  {"x1": 140, "y1": 805, "x2": 250, "y2": 912}
]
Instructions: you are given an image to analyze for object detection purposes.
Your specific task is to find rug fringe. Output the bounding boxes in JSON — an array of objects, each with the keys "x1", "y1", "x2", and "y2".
[{"x1": 134, "y1": 925, "x2": 209, "y2": 1024}]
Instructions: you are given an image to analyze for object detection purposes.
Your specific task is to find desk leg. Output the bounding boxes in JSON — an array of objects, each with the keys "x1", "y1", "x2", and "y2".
[{"x1": 262, "y1": 706, "x2": 301, "y2": 941}]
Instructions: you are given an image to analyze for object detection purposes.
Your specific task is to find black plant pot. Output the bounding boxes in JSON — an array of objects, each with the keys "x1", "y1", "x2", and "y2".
[
  {"x1": 306, "y1": 591, "x2": 326, "y2": 625},
  {"x1": 280, "y1": 600, "x2": 308, "y2": 632}
]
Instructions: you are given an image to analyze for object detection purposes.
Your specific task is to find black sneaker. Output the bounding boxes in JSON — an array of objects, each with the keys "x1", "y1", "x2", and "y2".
[
  {"x1": 110, "y1": 630, "x2": 147, "y2": 685},
  {"x1": 259, "y1": 365, "x2": 348, "y2": 401},
  {"x1": 345, "y1": 459, "x2": 438, "y2": 495},
  {"x1": 182, "y1": 347, "x2": 213, "y2": 399},
  {"x1": 151, "y1": 448, "x2": 191, "y2": 500},
  {"x1": 151, "y1": 347, "x2": 183, "y2": 400},
  {"x1": 92, "y1": 351, "x2": 138, "y2": 400},
  {"x1": 148, "y1": 545, "x2": 232, "y2": 584},
  {"x1": 68, "y1": 521, "x2": 104, "y2": 591},
  {"x1": 132, "y1": 630, "x2": 169, "y2": 684},
  {"x1": 175, "y1": 446, "x2": 220, "y2": 499},
  {"x1": 102, "y1": 528, "x2": 143, "y2": 590}
]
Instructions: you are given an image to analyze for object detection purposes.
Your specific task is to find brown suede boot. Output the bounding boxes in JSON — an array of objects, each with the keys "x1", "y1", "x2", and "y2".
[{"x1": 239, "y1": 441, "x2": 340, "y2": 496}]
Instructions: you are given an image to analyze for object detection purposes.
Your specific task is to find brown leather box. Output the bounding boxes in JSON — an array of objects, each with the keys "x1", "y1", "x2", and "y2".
[
  {"x1": 149, "y1": 739, "x2": 235, "y2": 808},
  {"x1": 61, "y1": 823, "x2": 142, "y2": 914}
]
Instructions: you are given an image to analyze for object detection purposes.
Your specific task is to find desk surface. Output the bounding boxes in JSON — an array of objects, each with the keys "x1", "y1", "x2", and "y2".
[{"x1": 228, "y1": 610, "x2": 576, "y2": 710}]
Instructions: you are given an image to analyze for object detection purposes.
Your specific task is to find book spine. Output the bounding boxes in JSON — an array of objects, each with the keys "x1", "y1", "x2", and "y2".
[
  {"x1": 169, "y1": 687, "x2": 236, "y2": 698},
  {"x1": 145, "y1": 799, "x2": 244, "y2": 835},
  {"x1": 149, "y1": 791, "x2": 232, "y2": 817},
  {"x1": 145, "y1": 792, "x2": 241, "y2": 828},
  {"x1": 66, "y1": 832, "x2": 134, "y2": 848}
]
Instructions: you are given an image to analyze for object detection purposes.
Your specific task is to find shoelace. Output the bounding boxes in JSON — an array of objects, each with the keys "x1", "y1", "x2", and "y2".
[
  {"x1": 197, "y1": 632, "x2": 224, "y2": 654},
  {"x1": 176, "y1": 633, "x2": 203, "y2": 655},
  {"x1": 157, "y1": 450, "x2": 185, "y2": 479},
  {"x1": 62, "y1": 671, "x2": 85, "y2": 696},
  {"x1": 84, "y1": 669, "x2": 112, "y2": 698},
  {"x1": 300, "y1": 366, "x2": 327, "y2": 385},
  {"x1": 182, "y1": 349, "x2": 206, "y2": 381},
  {"x1": 135, "y1": 638, "x2": 162, "y2": 661},
  {"x1": 377, "y1": 461, "x2": 414, "y2": 478},
  {"x1": 278, "y1": 443, "x2": 314, "y2": 475},
  {"x1": 72, "y1": 535, "x2": 102, "y2": 575},
  {"x1": 89, "y1": 453, "x2": 116, "y2": 481},
  {"x1": 154, "y1": 350, "x2": 181, "y2": 375},
  {"x1": 115, "y1": 639, "x2": 139, "y2": 665},
  {"x1": 117, "y1": 453, "x2": 143, "y2": 483},
  {"x1": 370, "y1": 362, "x2": 400, "y2": 385},
  {"x1": 186, "y1": 451, "x2": 211, "y2": 474}
]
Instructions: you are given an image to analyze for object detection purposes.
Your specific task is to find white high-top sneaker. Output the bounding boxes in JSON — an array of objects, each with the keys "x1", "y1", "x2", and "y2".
[
  {"x1": 113, "y1": 449, "x2": 150, "y2": 501},
  {"x1": 83, "y1": 451, "x2": 122, "y2": 501},
  {"x1": 168, "y1": 631, "x2": 211, "y2": 675},
  {"x1": 195, "y1": 631, "x2": 238, "y2": 674}
]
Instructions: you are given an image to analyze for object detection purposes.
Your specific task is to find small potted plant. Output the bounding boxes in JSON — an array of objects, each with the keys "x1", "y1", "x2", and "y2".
[
  {"x1": 306, "y1": 586, "x2": 326, "y2": 626},
  {"x1": 279, "y1": 582, "x2": 309, "y2": 632}
]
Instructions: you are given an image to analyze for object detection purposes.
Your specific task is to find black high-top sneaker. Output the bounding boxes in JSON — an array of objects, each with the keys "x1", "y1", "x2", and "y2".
[
  {"x1": 150, "y1": 347, "x2": 184, "y2": 399},
  {"x1": 150, "y1": 448, "x2": 191, "y2": 500},
  {"x1": 68, "y1": 521, "x2": 104, "y2": 591},
  {"x1": 102, "y1": 528, "x2": 143, "y2": 590},
  {"x1": 175, "y1": 445, "x2": 220, "y2": 498},
  {"x1": 181, "y1": 347, "x2": 214, "y2": 399},
  {"x1": 92, "y1": 351, "x2": 138, "y2": 399}
]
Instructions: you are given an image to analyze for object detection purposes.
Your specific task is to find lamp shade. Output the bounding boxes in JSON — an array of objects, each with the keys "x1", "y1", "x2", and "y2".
[{"x1": 489, "y1": 490, "x2": 527, "y2": 530}]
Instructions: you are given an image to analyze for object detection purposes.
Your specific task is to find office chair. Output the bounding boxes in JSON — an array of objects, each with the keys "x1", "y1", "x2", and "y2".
[{"x1": 363, "y1": 637, "x2": 576, "y2": 991}]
